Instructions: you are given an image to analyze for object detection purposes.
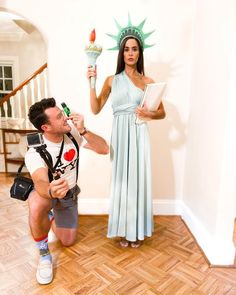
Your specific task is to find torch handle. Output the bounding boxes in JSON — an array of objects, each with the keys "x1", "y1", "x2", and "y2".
[{"x1": 90, "y1": 65, "x2": 96, "y2": 89}]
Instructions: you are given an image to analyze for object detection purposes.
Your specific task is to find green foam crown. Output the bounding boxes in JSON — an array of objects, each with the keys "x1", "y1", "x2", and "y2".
[{"x1": 107, "y1": 14, "x2": 155, "y2": 50}]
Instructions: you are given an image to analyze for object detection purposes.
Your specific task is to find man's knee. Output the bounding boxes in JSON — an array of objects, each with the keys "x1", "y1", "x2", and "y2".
[
  {"x1": 60, "y1": 236, "x2": 76, "y2": 247},
  {"x1": 57, "y1": 229, "x2": 77, "y2": 247},
  {"x1": 29, "y1": 191, "x2": 51, "y2": 210},
  {"x1": 28, "y1": 192, "x2": 51, "y2": 221}
]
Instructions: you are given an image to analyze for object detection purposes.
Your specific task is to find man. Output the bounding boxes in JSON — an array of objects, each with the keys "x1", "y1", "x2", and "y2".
[{"x1": 25, "y1": 98, "x2": 109, "y2": 284}]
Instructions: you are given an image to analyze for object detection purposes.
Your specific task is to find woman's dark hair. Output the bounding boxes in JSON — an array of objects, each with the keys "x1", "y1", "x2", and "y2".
[
  {"x1": 28, "y1": 97, "x2": 56, "y2": 132},
  {"x1": 115, "y1": 37, "x2": 144, "y2": 75}
]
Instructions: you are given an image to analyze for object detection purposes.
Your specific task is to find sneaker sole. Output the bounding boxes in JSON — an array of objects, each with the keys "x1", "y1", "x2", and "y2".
[
  {"x1": 36, "y1": 270, "x2": 53, "y2": 285},
  {"x1": 36, "y1": 261, "x2": 53, "y2": 285}
]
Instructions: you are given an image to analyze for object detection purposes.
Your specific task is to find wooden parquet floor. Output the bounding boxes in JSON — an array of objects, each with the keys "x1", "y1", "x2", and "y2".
[{"x1": 1, "y1": 174, "x2": 236, "y2": 294}]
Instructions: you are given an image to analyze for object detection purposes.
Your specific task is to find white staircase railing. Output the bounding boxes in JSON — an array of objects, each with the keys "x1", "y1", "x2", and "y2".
[{"x1": 0, "y1": 63, "x2": 48, "y2": 154}]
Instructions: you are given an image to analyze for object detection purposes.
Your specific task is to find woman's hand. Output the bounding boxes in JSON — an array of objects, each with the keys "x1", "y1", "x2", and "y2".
[
  {"x1": 136, "y1": 101, "x2": 166, "y2": 121},
  {"x1": 135, "y1": 104, "x2": 152, "y2": 121},
  {"x1": 87, "y1": 65, "x2": 97, "y2": 80}
]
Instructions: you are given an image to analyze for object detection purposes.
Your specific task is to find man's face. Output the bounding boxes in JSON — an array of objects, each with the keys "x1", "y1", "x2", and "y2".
[{"x1": 43, "y1": 106, "x2": 71, "y2": 134}]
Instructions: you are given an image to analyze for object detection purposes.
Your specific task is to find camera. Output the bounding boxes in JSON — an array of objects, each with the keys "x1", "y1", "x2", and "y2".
[
  {"x1": 26, "y1": 132, "x2": 59, "y2": 179},
  {"x1": 26, "y1": 132, "x2": 44, "y2": 148}
]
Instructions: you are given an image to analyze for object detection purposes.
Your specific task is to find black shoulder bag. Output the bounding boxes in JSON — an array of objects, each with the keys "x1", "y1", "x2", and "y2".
[
  {"x1": 10, "y1": 162, "x2": 34, "y2": 201},
  {"x1": 10, "y1": 139, "x2": 64, "y2": 202}
]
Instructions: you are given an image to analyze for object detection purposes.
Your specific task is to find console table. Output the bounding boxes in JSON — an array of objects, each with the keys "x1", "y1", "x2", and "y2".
[{"x1": 0, "y1": 121, "x2": 35, "y2": 173}]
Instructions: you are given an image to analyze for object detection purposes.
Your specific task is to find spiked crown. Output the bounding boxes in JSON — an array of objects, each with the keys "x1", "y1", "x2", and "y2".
[{"x1": 107, "y1": 14, "x2": 155, "y2": 50}]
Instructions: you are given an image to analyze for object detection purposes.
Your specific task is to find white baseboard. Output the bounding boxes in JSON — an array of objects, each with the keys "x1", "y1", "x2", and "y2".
[
  {"x1": 153, "y1": 199, "x2": 183, "y2": 215},
  {"x1": 78, "y1": 198, "x2": 109, "y2": 215},
  {"x1": 77, "y1": 198, "x2": 183, "y2": 215},
  {"x1": 78, "y1": 197, "x2": 235, "y2": 265},
  {"x1": 181, "y1": 202, "x2": 235, "y2": 266}
]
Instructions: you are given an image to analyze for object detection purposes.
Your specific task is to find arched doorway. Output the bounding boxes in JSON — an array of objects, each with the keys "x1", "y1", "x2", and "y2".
[
  {"x1": 0, "y1": 9, "x2": 47, "y2": 101},
  {"x1": 0, "y1": 9, "x2": 47, "y2": 172}
]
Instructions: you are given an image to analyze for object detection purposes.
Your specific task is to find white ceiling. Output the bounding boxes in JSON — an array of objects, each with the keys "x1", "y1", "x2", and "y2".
[{"x1": 0, "y1": 12, "x2": 35, "y2": 42}]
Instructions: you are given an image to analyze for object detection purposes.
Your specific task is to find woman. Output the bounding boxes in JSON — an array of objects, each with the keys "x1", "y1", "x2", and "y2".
[{"x1": 87, "y1": 36, "x2": 165, "y2": 247}]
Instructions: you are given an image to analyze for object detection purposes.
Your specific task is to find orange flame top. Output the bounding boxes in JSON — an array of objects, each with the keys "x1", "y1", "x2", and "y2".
[{"x1": 89, "y1": 29, "x2": 96, "y2": 42}]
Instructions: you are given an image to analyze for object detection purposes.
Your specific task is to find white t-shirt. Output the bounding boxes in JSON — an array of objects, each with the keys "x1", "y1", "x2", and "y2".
[{"x1": 25, "y1": 126, "x2": 86, "y2": 189}]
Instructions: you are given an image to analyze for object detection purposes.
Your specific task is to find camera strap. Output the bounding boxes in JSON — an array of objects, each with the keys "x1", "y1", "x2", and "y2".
[
  {"x1": 46, "y1": 133, "x2": 79, "y2": 182},
  {"x1": 17, "y1": 161, "x2": 26, "y2": 175},
  {"x1": 66, "y1": 132, "x2": 80, "y2": 182},
  {"x1": 53, "y1": 138, "x2": 65, "y2": 171},
  {"x1": 45, "y1": 139, "x2": 64, "y2": 181},
  {"x1": 34, "y1": 133, "x2": 79, "y2": 183}
]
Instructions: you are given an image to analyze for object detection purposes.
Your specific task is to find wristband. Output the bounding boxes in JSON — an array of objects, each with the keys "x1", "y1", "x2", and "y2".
[{"x1": 79, "y1": 127, "x2": 88, "y2": 136}]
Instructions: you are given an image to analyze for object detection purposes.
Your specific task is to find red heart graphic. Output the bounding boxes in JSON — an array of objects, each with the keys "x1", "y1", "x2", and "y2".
[{"x1": 63, "y1": 149, "x2": 76, "y2": 161}]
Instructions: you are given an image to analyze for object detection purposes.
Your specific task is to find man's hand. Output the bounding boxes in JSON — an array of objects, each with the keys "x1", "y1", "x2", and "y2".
[
  {"x1": 49, "y1": 177, "x2": 69, "y2": 199},
  {"x1": 67, "y1": 113, "x2": 109, "y2": 155},
  {"x1": 67, "y1": 113, "x2": 85, "y2": 134}
]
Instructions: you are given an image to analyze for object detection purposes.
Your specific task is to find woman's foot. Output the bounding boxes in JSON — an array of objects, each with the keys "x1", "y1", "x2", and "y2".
[
  {"x1": 119, "y1": 239, "x2": 129, "y2": 248},
  {"x1": 130, "y1": 240, "x2": 141, "y2": 248}
]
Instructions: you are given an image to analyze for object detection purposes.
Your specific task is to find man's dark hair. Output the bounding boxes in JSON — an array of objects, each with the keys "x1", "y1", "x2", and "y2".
[
  {"x1": 28, "y1": 97, "x2": 56, "y2": 132},
  {"x1": 115, "y1": 37, "x2": 144, "y2": 75}
]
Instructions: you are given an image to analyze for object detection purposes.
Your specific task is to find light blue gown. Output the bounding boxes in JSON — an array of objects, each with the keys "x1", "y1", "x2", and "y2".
[{"x1": 107, "y1": 71, "x2": 153, "y2": 242}]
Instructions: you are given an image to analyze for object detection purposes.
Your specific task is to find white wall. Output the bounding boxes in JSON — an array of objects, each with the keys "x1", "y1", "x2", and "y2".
[
  {"x1": 183, "y1": 0, "x2": 236, "y2": 264},
  {"x1": 0, "y1": 30, "x2": 46, "y2": 84}
]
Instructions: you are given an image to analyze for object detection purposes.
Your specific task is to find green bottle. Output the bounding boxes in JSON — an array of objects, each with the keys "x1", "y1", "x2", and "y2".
[{"x1": 61, "y1": 102, "x2": 71, "y2": 116}]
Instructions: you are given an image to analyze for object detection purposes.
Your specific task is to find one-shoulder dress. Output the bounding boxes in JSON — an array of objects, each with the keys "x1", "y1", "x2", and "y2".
[{"x1": 107, "y1": 71, "x2": 153, "y2": 242}]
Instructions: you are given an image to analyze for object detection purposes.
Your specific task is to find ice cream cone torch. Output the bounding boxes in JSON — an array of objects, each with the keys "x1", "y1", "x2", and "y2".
[{"x1": 85, "y1": 29, "x2": 102, "y2": 89}]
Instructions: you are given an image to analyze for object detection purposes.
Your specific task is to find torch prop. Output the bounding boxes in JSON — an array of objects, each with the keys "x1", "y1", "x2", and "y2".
[{"x1": 85, "y1": 29, "x2": 102, "y2": 89}]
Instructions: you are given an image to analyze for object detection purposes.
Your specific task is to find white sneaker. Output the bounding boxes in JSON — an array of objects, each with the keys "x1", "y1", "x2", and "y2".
[{"x1": 36, "y1": 259, "x2": 53, "y2": 284}]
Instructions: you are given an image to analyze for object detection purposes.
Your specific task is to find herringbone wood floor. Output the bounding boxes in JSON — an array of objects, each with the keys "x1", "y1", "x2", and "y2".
[{"x1": 1, "y1": 174, "x2": 236, "y2": 295}]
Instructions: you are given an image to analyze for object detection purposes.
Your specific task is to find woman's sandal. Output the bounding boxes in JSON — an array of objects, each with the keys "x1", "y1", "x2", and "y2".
[
  {"x1": 130, "y1": 240, "x2": 141, "y2": 248},
  {"x1": 120, "y1": 239, "x2": 129, "y2": 248}
]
